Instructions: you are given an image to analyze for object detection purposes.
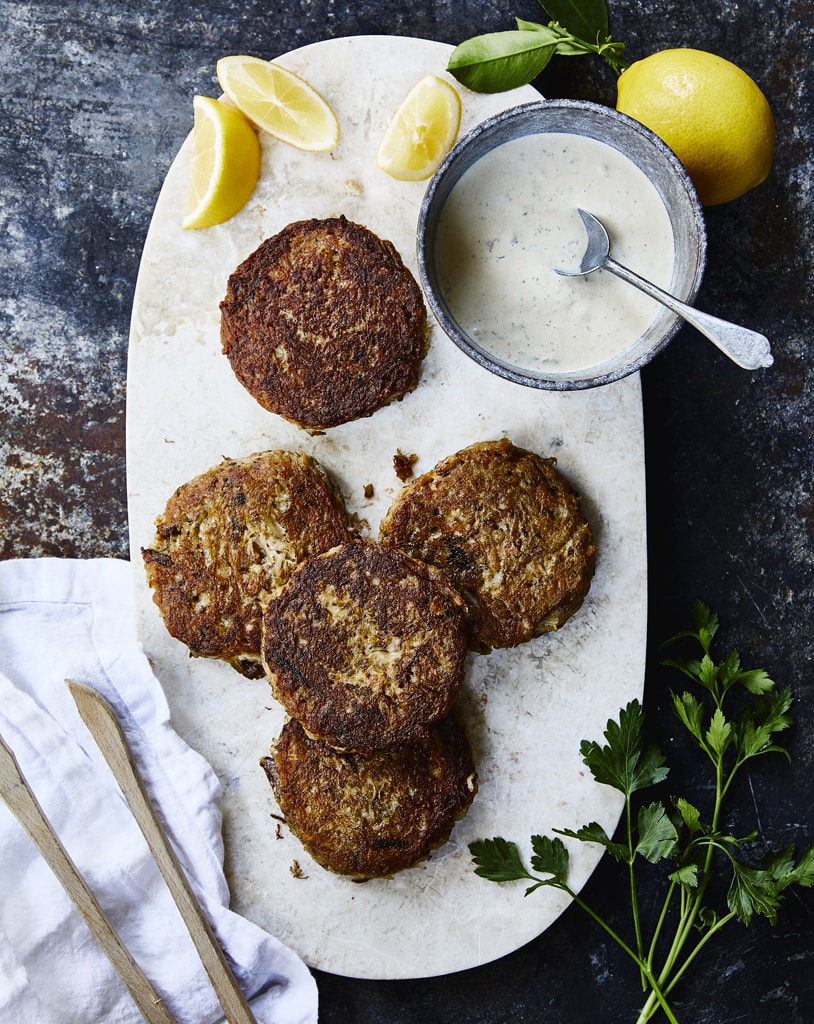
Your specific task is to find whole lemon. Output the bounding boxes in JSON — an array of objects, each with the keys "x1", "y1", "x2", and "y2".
[{"x1": 616, "y1": 48, "x2": 775, "y2": 206}]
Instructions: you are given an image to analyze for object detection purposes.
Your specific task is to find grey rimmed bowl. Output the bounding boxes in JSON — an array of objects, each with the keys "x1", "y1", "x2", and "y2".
[{"x1": 416, "y1": 99, "x2": 707, "y2": 391}]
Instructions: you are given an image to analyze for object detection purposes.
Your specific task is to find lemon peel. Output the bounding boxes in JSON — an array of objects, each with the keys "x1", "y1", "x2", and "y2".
[
  {"x1": 376, "y1": 75, "x2": 462, "y2": 182},
  {"x1": 216, "y1": 55, "x2": 339, "y2": 152},
  {"x1": 616, "y1": 48, "x2": 775, "y2": 206},
  {"x1": 182, "y1": 95, "x2": 260, "y2": 230}
]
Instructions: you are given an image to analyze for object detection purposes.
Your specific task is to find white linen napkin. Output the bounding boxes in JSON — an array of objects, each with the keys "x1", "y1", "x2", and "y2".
[{"x1": 0, "y1": 557, "x2": 318, "y2": 1024}]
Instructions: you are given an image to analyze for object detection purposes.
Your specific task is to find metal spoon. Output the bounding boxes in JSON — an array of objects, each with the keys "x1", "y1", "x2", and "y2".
[{"x1": 557, "y1": 208, "x2": 773, "y2": 370}]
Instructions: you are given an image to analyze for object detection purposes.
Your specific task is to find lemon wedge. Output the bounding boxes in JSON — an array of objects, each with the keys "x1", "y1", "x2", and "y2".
[
  {"x1": 376, "y1": 75, "x2": 462, "y2": 181},
  {"x1": 182, "y1": 95, "x2": 261, "y2": 230},
  {"x1": 216, "y1": 55, "x2": 339, "y2": 152}
]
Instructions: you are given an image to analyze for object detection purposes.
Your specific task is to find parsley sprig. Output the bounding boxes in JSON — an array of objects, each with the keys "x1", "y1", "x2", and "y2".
[
  {"x1": 470, "y1": 602, "x2": 814, "y2": 1023},
  {"x1": 447, "y1": 0, "x2": 629, "y2": 94}
]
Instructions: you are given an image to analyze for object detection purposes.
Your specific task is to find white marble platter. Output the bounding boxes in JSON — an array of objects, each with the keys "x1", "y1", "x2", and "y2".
[{"x1": 126, "y1": 35, "x2": 647, "y2": 980}]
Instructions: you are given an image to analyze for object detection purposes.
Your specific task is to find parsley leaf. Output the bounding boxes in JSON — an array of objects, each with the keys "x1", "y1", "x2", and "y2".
[
  {"x1": 580, "y1": 699, "x2": 669, "y2": 796},
  {"x1": 554, "y1": 822, "x2": 629, "y2": 862},
  {"x1": 705, "y1": 707, "x2": 732, "y2": 758},
  {"x1": 470, "y1": 836, "x2": 531, "y2": 883},
  {"x1": 765, "y1": 844, "x2": 814, "y2": 891},
  {"x1": 530, "y1": 834, "x2": 570, "y2": 882},
  {"x1": 635, "y1": 802, "x2": 678, "y2": 863},
  {"x1": 727, "y1": 861, "x2": 781, "y2": 925}
]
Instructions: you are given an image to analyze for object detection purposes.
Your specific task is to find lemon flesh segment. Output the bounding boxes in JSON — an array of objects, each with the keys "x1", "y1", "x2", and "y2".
[
  {"x1": 182, "y1": 96, "x2": 261, "y2": 230},
  {"x1": 376, "y1": 75, "x2": 462, "y2": 182},
  {"x1": 216, "y1": 55, "x2": 339, "y2": 152}
]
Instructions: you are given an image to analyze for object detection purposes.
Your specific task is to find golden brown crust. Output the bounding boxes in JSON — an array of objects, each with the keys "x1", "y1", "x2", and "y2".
[
  {"x1": 261, "y1": 540, "x2": 467, "y2": 752},
  {"x1": 379, "y1": 438, "x2": 597, "y2": 652},
  {"x1": 220, "y1": 216, "x2": 428, "y2": 430},
  {"x1": 141, "y1": 450, "x2": 354, "y2": 678},
  {"x1": 261, "y1": 714, "x2": 477, "y2": 879}
]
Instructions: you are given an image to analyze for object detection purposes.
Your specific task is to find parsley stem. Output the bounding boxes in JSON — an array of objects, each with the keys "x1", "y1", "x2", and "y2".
[
  {"x1": 569, "y1": 890, "x2": 678, "y2": 1024},
  {"x1": 569, "y1": 890, "x2": 639, "y2": 963},
  {"x1": 648, "y1": 757, "x2": 727, "y2": 1012},
  {"x1": 626, "y1": 797, "x2": 647, "y2": 987},
  {"x1": 646, "y1": 877, "x2": 678, "y2": 973},
  {"x1": 662, "y1": 911, "x2": 736, "y2": 998}
]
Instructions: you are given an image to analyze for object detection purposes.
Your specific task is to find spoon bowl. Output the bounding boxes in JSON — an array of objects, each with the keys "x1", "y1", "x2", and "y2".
[
  {"x1": 558, "y1": 209, "x2": 773, "y2": 370},
  {"x1": 556, "y1": 208, "x2": 614, "y2": 277}
]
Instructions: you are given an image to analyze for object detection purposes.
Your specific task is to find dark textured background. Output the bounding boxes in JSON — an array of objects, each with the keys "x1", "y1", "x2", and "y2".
[{"x1": 1, "y1": 1, "x2": 812, "y2": 1020}]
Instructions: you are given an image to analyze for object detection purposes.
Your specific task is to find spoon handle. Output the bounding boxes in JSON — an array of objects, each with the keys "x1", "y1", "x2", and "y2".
[{"x1": 604, "y1": 257, "x2": 773, "y2": 370}]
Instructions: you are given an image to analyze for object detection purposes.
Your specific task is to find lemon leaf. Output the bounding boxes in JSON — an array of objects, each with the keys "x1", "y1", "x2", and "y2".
[{"x1": 447, "y1": 31, "x2": 557, "y2": 93}]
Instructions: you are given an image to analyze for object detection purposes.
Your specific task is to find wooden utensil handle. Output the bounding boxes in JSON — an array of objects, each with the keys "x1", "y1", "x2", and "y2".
[
  {"x1": 68, "y1": 680, "x2": 258, "y2": 1024},
  {"x1": 0, "y1": 733, "x2": 176, "y2": 1024}
]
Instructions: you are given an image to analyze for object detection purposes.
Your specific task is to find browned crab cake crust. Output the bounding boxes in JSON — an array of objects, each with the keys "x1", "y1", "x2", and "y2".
[
  {"x1": 379, "y1": 438, "x2": 597, "y2": 652},
  {"x1": 219, "y1": 216, "x2": 428, "y2": 430},
  {"x1": 261, "y1": 540, "x2": 467, "y2": 752},
  {"x1": 141, "y1": 450, "x2": 354, "y2": 679},
  {"x1": 261, "y1": 714, "x2": 477, "y2": 879}
]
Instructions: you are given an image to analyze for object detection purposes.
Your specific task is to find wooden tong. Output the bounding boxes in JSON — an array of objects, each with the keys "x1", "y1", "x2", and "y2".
[{"x1": 0, "y1": 681, "x2": 258, "y2": 1024}]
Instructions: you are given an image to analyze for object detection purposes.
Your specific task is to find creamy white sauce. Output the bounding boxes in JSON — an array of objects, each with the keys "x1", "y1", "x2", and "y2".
[{"x1": 435, "y1": 132, "x2": 675, "y2": 373}]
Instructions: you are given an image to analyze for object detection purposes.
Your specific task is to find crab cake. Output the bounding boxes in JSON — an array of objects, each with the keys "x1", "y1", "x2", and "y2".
[
  {"x1": 379, "y1": 438, "x2": 596, "y2": 653},
  {"x1": 261, "y1": 714, "x2": 477, "y2": 879},
  {"x1": 262, "y1": 540, "x2": 467, "y2": 752},
  {"x1": 141, "y1": 450, "x2": 354, "y2": 679},
  {"x1": 220, "y1": 216, "x2": 428, "y2": 430}
]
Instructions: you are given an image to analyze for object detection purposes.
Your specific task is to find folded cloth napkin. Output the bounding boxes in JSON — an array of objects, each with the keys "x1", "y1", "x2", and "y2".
[{"x1": 0, "y1": 557, "x2": 318, "y2": 1024}]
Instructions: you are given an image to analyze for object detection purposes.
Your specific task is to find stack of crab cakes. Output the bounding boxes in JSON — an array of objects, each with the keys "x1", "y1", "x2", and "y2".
[{"x1": 260, "y1": 540, "x2": 478, "y2": 880}]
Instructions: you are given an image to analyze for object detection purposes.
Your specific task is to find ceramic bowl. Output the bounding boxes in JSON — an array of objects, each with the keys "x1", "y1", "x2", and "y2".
[{"x1": 416, "y1": 99, "x2": 707, "y2": 390}]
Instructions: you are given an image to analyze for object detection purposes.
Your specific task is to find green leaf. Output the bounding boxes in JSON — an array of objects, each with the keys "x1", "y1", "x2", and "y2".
[
  {"x1": 469, "y1": 837, "x2": 531, "y2": 882},
  {"x1": 530, "y1": 834, "x2": 570, "y2": 882},
  {"x1": 788, "y1": 846, "x2": 814, "y2": 887},
  {"x1": 733, "y1": 719, "x2": 785, "y2": 761},
  {"x1": 538, "y1": 0, "x2": 609, "y2": 40},
  {"x1": 717, "y1": 650, "x2": 744, "y2": 694},
  {"x1": 636, "y1": 744, "x2": 671, "y2": 790},
  {"x1": 580, "y1": 700, "x2": 668, "y2": 797},
  {"x1": 669, "y1": 863, "x2": 699, "y2": 888},
  {"x1": 554, "y1": 823, "x2": 629, "y2": 862},
  {"x1": 727, "y1": 861, "x2": 781, "y2": 925},
  {"x1": 661, "y1": 600, "x2": 718, "y2": 652},
  {"x1": 756, "y1": 685, "x2": 794, "y2": 733},
  {"x1": 765, "y1": 844, "x2": 814, "y2": 890},
  {"x1": 698, "y1": 905, "x2": 720, "y2": 928},
  {"x1": 692, "y1": 599, "x2": 719, "y2": 640},
  {"x1": 732, "y1": 687, "x2": 794, "y2": 762},
  {"x1": 671, "y1": 691, "x2": 705, "y2": 742},
  {"x1": 696, "y1": 653, "x2": 721, "y2": 694},
  {"x1": 635, "y1": 802, "x2": 678, "y2": 863},
  {"x1": 446, "y1": 31, "x2": 557, "y2": 92},
  {"x1": 674, "y1": 797, "x2": 702, "y2": 835},
  {"x1": 737, "y1": 668, "x2": 776, "y2": 695},
  {"x1": 705, "y1": 707, "x2": 732, "y2": 758}
]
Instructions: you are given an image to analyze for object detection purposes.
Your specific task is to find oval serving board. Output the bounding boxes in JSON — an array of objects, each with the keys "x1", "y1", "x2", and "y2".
[{"x1": 126, "y1": 34, "x2": 647, "y2": 980}]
